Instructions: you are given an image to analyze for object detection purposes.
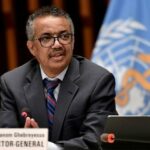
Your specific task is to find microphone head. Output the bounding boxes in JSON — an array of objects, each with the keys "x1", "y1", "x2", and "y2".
[
  {"x1": 107, "y1": 133, "x2": 115, "y2": 143},
  {"x1": 100, "y1": 133, "x2": 115, "y2": 143},
  {"x1": 21, "y1": 107, "x2": 30, "y2": 118},
  {"x1": 21, "y1": 111, "x2": 28, "y2": 118}
]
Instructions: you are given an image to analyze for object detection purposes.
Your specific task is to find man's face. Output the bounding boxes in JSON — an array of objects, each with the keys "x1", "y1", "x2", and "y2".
[{"x1": 27, "y1": 16, "x2": 74, "y2": 77}]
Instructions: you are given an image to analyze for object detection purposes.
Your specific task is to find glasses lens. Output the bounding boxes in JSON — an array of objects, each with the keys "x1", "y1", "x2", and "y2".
[
  {"x1": 38, "y1": 33, "x2": 73, "y2": 48},
  {"x1": 40, "y1": 36, "x2": 53, "y2": 48},
  {"x1": 59, "y1": 33, "x2": 72, "y2": 45}
]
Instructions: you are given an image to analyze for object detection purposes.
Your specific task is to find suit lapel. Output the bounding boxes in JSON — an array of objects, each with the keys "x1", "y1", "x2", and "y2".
[
  {"x1": 22, "y1": 57, "x2": 81, "y2": 140},
  {"x1": 51, "y1": 58, "x2": 80, "y2": 141},
  {"x1": 24, "y1": 63, "x2": 48, "y2": 128}
]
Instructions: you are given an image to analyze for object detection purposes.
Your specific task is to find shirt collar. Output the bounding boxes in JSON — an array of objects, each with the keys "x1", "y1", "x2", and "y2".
[{"x1": 40, "y1": 65, "x2": 68, "y2": 81}]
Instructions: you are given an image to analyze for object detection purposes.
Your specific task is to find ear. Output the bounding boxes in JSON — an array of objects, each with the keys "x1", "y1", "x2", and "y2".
[{"x1": 27, "y1": 40, "x2": 36, "y2": 56}]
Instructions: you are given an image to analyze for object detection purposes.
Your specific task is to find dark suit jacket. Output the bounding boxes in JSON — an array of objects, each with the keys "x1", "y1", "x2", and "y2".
[{"x1": 0, "y1": 55, "x2": 117, "y2": 150}]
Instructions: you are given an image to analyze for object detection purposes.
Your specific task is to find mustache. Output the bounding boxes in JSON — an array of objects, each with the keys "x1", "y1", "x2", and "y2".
[{"x1": 48, "y1": 48, "x2": 65, "y2": 58}]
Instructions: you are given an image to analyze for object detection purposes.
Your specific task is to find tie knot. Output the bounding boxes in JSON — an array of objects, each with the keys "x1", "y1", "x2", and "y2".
[{"x1": 43, "y1": 78, "x2": 60, "y2": 91}]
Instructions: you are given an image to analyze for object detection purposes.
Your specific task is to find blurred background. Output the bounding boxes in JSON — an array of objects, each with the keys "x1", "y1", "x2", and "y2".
[
  {"x1": 0, "y1": 0, "x2": 109, "y2": 75},
  {"x1": 1, "y1": 0, "x2": 150, "y2": 116}
]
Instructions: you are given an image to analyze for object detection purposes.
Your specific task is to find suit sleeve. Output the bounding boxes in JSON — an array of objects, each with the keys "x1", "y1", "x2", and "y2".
[
  {"x1": 57, "y1": 73, "x2": 117, "y2": 150},
  {"x1": 0, "y1": 76, "x2": 19, "y2": 127}
]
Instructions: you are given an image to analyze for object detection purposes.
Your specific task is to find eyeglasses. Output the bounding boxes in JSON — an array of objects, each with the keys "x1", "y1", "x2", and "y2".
[{"x1": 34, "y1": 33, "x2": 74, "y2": 48}]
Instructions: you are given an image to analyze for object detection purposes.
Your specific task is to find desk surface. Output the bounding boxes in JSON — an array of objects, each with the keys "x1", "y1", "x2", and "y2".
[{"x1": 102, "y1": 141, "x2": 150, "y2": 150}]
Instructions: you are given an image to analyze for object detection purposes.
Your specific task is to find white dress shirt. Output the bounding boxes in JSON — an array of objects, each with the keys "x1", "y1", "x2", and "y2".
[
  {"x1": 40, "y1": 65, "x2": 68, "y2": 150},
  {"x1": 40, "y1": 66, "x2": 68, "y2": 101}
]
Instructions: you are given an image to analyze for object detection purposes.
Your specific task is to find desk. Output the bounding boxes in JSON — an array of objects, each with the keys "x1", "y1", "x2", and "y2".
[{"x1": 102, "y1": 141, "x2": 150, "y2": 150}]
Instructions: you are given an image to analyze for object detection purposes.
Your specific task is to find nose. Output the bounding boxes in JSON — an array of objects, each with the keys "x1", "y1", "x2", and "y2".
[{"x1": 51, "y1": 37, "x2": 61, "y2": 47}]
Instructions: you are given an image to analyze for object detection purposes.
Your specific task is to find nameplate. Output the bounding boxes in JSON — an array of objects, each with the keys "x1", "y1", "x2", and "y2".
[{"x1": 0, "y1": 128, "x2": 48, "y2": 150}]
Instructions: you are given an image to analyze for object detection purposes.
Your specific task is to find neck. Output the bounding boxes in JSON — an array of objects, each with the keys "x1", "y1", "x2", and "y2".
[{"x1": 41, "y1": 66, "x2": 66, "y2": 78}]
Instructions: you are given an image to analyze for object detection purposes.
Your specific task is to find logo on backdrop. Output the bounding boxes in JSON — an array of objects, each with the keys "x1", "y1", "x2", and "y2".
[{"x1": 92, "y1": 19, "x2": 150, "y2": 115}]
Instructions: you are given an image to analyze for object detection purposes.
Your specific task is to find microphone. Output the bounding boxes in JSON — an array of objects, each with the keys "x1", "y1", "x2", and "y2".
[
  {"x1": 21, "y1": 107, "x2": 38, "y2": 128},
  {"x1": 100, "y1": 133, "x2": 115, "y2": 143},
  {"x1": 21, "y1": 107, "x2": 31, "y2": 119}
]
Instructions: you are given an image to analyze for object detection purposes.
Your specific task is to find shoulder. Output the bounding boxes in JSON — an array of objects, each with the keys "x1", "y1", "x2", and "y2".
[
  {"x1": 0, "y1": 59, "x2": 38, "y2": 81},
  {"x1": 73, "y1": 55, "x2": 112, "y2": 76},
  {"x1": 71, "y1": 56, "x2": 116, "y2": 94}
]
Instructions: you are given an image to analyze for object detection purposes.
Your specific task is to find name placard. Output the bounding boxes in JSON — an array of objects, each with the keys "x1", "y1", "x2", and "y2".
[{"x1": 0, "y1": 128, "x2": 48, "y2": 150}]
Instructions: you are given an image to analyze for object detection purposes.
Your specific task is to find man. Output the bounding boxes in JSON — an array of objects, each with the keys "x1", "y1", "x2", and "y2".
[{"x1": 0, "y1": 6, "x2": 117, "y2": 150}]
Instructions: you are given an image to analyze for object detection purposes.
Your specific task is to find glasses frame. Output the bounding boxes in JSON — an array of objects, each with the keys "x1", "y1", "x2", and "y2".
[{"x1": 34, "y1": 33, "x2": 74, "y2": 48}]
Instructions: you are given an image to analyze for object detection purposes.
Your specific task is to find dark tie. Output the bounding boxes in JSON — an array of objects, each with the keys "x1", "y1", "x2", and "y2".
[{"x1": 43, "y1": 78, "x2": 60, "y2": 127}]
